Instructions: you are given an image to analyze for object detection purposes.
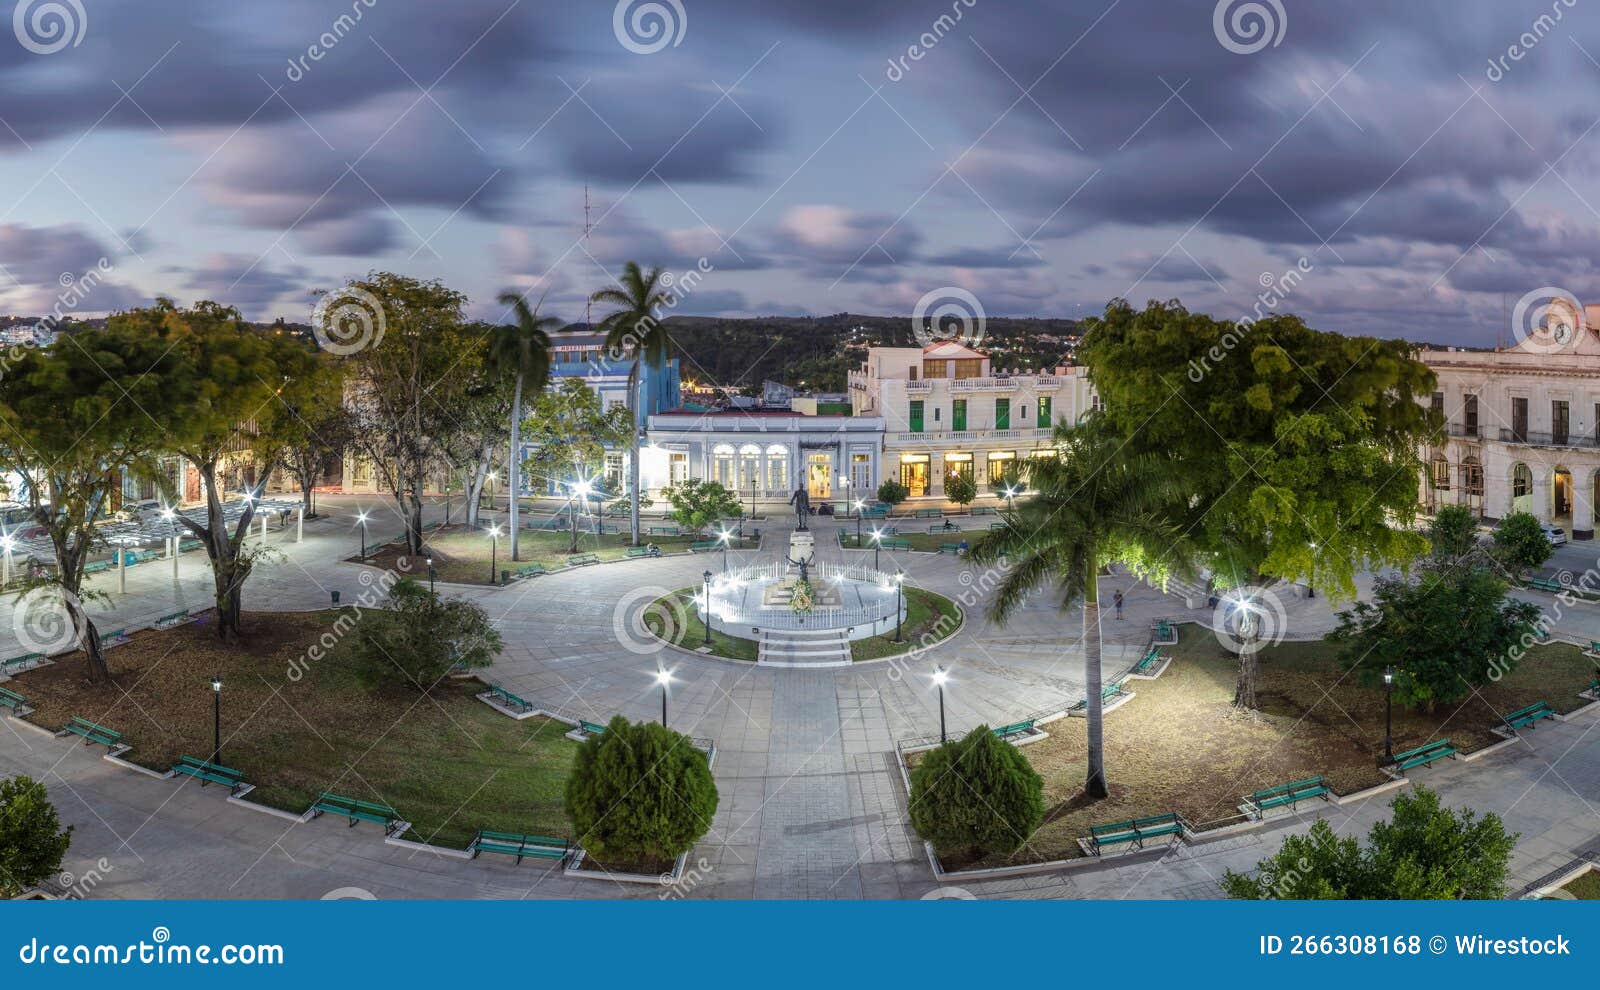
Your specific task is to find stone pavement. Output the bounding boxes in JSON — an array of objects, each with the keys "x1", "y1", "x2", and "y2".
[{"x1": 1, "y1": 500, "x2": 1597, "y2": 899}]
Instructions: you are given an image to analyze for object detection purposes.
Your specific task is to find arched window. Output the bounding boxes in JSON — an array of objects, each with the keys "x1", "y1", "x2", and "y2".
[
  {"x1": 738, "y1": 444, "x2": 761, "y2": 491},
  {"x1": 1430, "y1": 453, "x2": 1449, "y2": 490},
  {"x1": 712, "y1": 444, "x2": 735, "y2": 488},
  {"x1": 1512, "y1": 463, "x2": 1532, "y2": 498},
  {"x1": 765, "y1": 444, "x2": 788, "y2": 493}
]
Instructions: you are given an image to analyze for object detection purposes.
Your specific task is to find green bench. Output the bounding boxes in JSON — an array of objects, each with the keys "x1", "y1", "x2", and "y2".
[
  {"x1": 1, "y1": 652, "x2": 44, "y2": 674},
  {"x1": 1089, "y1": 812, "x2": 1183, "y2": 854},
  {"x1": 63, "y1": 716, "x2": 121, "y2": 749},
  {"x1": 83, "y1": 560, "x2": 112, "y2": 574},
  {"x1": 624, "y1": 546, "x2": 656, "y2": 559},
  {"x1": 1247, "y1": 775, "x2": 1328, "y2": 815},
  {"x1": 861, "y1": 504, "x2": 889, "y2": 518},
  {"x1": 914, "y1": 508, "x2": 942, "y2": 519},
  {"x1": 172, "y1": 755, "x2": 246, "y2": 795},
  {"x1": 992, "y1": 719, "x2": 1036, "y2": 741},
  {"x1": 689, "y1": 541, "x2": 719, "y2": 552},
  {"x1": 1392, "y1": 738, "x2": 1455, "y2": 772},
  {"x1": 988, "y1": 521, "x2": 1007, "y2": 531},
  {"x1": 99, "y1": 628, "x2": 131, "y2": 649},
  {"x1": 1151, "y1": 619, "x2": 1177, "y2": 644},
  {"x1": 154, "y1": 610, "x2": 192, "y2": 629},
  {"x1": 938, "y1": 543, "x2": 964, "y2": 554},
  {"x1": 926, "y1": 524, "x2": 956, "y2": 534},
  {"x1": 578, "y1": 720, "x2": 606, "y2": 737},
  {"x1": 1587, "y1": 678, "x2": 1599, "y2": 697},
  {"x1": 648, "y1": 525, "x2": 680, "y2": 536},
  {"x1": 1503, "y1": 700, "x2": 1555, "y2": 732},
  {"x1": 972, "y1": 506, "x2": 997, "y2": 516},
  {"x1": 879, "y1": 537, "x2": 911, "y2": 550},
  {"x1": 1528, "y1": 576, "x2": 1564, "y2": 593},
  {"x1": 1132, "y1": 647, "x2": 1163, "y2": 675},
  {"x1": 312, "y1": 792, "x2": 401, "y2": 835},
  {"x1": 1070, "y1": 681, "x2": 1126, "y2": 713},
  {"x1": 179, "y1": 539, "x2": 203, "y2": 553},
  {"x1": 0, "y1": 686, "x2": 26, "y2": 713},
  {"x1": 514, "y1": 563, "x2": 548, "y2": 579},
  {"x1": 485, "y1": 684, "x2": 533, "y2": 713},
  {"x1": 566, "y1": 553, "x2": 599, "y2": 567},
  {"x1": 472, "y1": 829, "x2": 570, "y2": 864}
]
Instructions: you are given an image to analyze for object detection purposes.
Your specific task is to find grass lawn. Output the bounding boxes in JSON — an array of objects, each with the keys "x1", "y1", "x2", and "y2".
[
  {"x1": 851, "y1": 587, "x2": 962, "y2": 661},
  {"x1": 12, "y1": 612, "x2": 579, "y2": 849},
  {"x1": 910, "y1": 627, "x2": 1597, "y2": 871},
  {"x1": 1560, "y1": 868, "x2": 1600, "y2": 899},
  {"x1": 358, "y1": 524, "x2": 740, "y2": 585},
  {"x1": 646, "y1": 588, "x2": 760, "y2": 661}
]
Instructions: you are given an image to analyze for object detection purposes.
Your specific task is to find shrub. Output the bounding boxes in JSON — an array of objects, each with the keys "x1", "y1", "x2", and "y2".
[
  {"x1": 1427, "y1": 504, "x2": 1479, "y2": 563},
  {"x1": 343, "y1": 578, "x2": 502, "y2": 690},
  {"x1": 877, "y1": 479, "x2": 910, "y2": 506},
  {"x1": 0, "y1": 776, "x2": 72, "y2": 897},
  {"x1": 565, "y1": 715, "x2": 718, "y2": 864},
  {"x1": 944, "y1": 471, "x2": 977, "y2": 507},
  {"x1": 1493, "y1": 511, "x2": 1552, "y2": 577},
  {"x1": 662, "y1": 478, "x2": 742, "y2": 535},
  {"x1": 908, "y1": 726, "x2": 1043, "y2": 860},
  {"x1": 1223, "y1": 787, "x2": 1515, "y2": 899}
]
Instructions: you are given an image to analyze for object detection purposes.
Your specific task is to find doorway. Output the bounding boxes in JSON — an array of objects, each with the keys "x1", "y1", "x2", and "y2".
[{"x1": 807, "y1": 453, "x2": 831, "y2": 500}]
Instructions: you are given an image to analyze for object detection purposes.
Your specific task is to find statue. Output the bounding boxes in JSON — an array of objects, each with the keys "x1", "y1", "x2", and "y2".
[
  {"x1": 784, "y1": 550, "x2": 814, "y2": 584},
  {"x1": 787, "y1": 487, "x2": 811, "y2": 531}
]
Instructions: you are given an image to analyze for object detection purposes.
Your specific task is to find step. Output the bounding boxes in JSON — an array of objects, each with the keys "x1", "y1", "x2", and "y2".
[{"x1": 758, "y1": 627, "x2": 852, "y2": 641}]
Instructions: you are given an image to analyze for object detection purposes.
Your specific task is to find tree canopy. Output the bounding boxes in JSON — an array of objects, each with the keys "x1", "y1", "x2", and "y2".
[
  {"x1": 908, "y1": 726, "x2": 1045, "y2": 860},
  {"x1": 565, "y1": 715, "x2": 718, "y2": 864}
]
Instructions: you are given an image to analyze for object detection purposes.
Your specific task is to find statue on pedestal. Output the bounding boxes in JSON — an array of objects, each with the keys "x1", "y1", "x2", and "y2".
[
  {"x1": 787, "y1": 487, "x2": 811, "y2": 531},
  {"x1": 784, "y1": 550, "x2": 814, "y2": 584}
]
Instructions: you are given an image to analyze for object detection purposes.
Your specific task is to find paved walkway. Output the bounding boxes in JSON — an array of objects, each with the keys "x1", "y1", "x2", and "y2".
[{"x1": 2, "y1": 498, "x2": 1597, "y2": 899}]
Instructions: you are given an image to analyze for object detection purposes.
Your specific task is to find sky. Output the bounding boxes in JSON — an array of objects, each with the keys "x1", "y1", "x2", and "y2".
[{"x1": 1, "y1": 0, "x2": 1598, "y2": 345}]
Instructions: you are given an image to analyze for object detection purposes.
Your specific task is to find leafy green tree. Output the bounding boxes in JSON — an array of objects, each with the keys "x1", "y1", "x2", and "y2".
[
  {"x1": 968, "y1": 420, "x2": 1187, "y2": 797},
  {"x1": 565, "y1": 715, "x2": 718, "y2": 863},
  {"x1": 662, "y1": 478, "x2": 743, "y2": 536},
  {"x1": 1427, "y1": 504, "x2": 1480, "y2": 564},
  {"x1": 876, "y1": 479, "x2": 909, "y2": 507},
  {"x1": 908, "y1": 726, "x2": 1044, "y2": 860},
  {"x1": 592, "y1": 262, "x2": 674, "y2": 546},
  {"x1": 442, "y1": 342, "x2": 512, "y2": 531},
  {"x1": 0, "y1": 776, "x2": 72, "y2": 898},
  {"x1": 491, "y1": 293, "x2": 556, "y2": 560},
  {"x1": 943, "y1": 471, "x2": 977, "y2": 508},
  {"x1": 1329, "y1": 567, "x2": 1540, "y2": 710},
  {"x1": 264, "y1": 360, "x2": 351, "y2": 519},
  {"x1": 523, "y1": 378, "x2": 632, "y2": 551},
  {"x1": 342, "y1": 577, "x2": 501, "y2": 690},
  {"x1": 1493, "y1": 511, "x2": 1552, "y2": 578},
  {"x1": 0, "y1": 325, "x2": 178, "y2": 680},
  {"x1": 1079, "y1": 299, "x2": 1439, "y2": 708},
  {"x1": 1222, "y1": 787, "x2": 1515, "y2": 899}
]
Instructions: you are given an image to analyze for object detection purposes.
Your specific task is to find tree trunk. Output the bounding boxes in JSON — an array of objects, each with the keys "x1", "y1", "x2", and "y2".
[
  {"x1": 508, "y1": 374, "x2": 523, "y2": 561},
  {"x1": 68, "y1": 599, "x2": 110, "y2": 684},
  {"x1": 465, "y1": 457, "x2": 488, "y2": 529},
  {"x1": 300, "y1": 477, "x2": 315, "y2": 518},
  {"x1": 404, "y1": 481, "x2": 424, "y2": 554},
  {"x1": 628, "y1": 360, "x2": 641, "y2": 546},
  {"x1": 569, "y1": 503, "x2": 580, "y2": 554},
  {"x1": 1233, "y1": 636, "x2": 1260, "y2": 710},
  {"x1": 1082, "y1": 559, "x2": 1108, "y2": 799}
]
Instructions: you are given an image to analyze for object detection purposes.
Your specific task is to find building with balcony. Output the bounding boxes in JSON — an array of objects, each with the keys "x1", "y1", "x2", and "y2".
[
  {"x1": 1421, "y1": 296, "x2": 1600, "y2": 539},
  {"x1": 847, "y1": 342, "x2": 1095, "y2": 502}
]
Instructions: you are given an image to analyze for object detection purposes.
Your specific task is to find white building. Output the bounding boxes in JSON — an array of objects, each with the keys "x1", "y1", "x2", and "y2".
[
  {"x1": 641, "y1": 410, "x2": 886, "y2": 509},
  {"x1": 847, "y1": 342, "x2": 1095, "y2": 501},
  {"x1": 1421, "y1": 296, "x2": 1600, "y2": 539}
]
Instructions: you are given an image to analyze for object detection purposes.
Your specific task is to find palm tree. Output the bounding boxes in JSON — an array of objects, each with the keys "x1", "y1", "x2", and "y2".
[
  {"x1": 492, "y1": 292, "x2": 556, "y2": 561},
  {"x1": 967, "y1": 419, "x2": 1187, "y2": 799},
  {"x1": 590, "y1": 262, "x2": 673, "y2": 546}
]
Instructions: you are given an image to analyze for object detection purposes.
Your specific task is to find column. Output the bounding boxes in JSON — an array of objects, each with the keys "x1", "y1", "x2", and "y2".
[
  {"x1": 296, "y1": 505, "x2": 305, "y2": 543},
  {"x1": 1532, "y1": 474, "x2": 1552, "y2": 522},
  {"x1": 1575, "y1": 470, "x2": 1595, "y2": 540}
]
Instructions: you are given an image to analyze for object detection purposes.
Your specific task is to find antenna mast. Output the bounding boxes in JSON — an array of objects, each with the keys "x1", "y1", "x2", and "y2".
[{"x1": 584, "y1": 185, "x2": 594, "y2": 330}]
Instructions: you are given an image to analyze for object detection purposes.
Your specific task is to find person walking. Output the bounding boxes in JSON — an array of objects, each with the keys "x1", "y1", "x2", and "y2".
[{"x1": 1113, "y1": 589, "x2": 1124, "y2": 620}]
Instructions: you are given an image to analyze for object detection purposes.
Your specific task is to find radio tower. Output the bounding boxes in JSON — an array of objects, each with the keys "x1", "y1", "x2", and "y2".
[{"x1": 584, "y1": 185, "x2": 594, "y2": 330}]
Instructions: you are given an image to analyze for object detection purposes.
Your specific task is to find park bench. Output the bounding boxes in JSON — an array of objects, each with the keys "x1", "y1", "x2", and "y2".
[
  {"x1": 172, "y1": 755, "x2": 247, "y2": 795},
  {"x1": 926, "y1": 523, "x2": 956, "y2": 534},
  {"x1": 1151, "y1": 618, "x2": 1178, "y2": 645},
  {"x1": 1587, "y1": 641, "x2": 1600, "y2": 657},
  {"x1": 1528, "y1": 576, "x2": 1565, "y2": 593},
  {"x1": 63, "y1": 716, "x2": 121, "y2": 749},
  {"x1": 1391, "y1": 738, "x2": 1456, "y2": 772},
  {"x1": 1069, "y1": 681, "x2": 1127, "y2": 713},
  {"x1": 154, "y1": 609, "x2": 195, "y2": 629},
  {"x1": 99, "y1": 628, "x2": 131, "y2": 649},
  {"x1": 1587, "y1": 677, "x2": 1600, "y2": 697},
  {"x1": 578, "y1": 720, "x2": 607, "y2": 737},
  {"x1": 938, "y1": 543, "x2": 964, "y2": 554},
  {"x1": 566, "y1": 553, "x2": 600, "y2": 567},
  {"x1": 1503, "y1": 700, "x2": 1555, "y2": 732},
  {"x1": 689, "y1": 541, "x2": 719, "y2": 552},
  {"x1": 179, "y1": 539, "x2": 202, "y2": 553},
  {"x1": 0, "y1": 686, "x2": 26, "y2": 714},
  {"x1": 514, "y1": 563, "x2": 548, "y2": 580},
  {"x1": 914, "y1": 508, "x2": 942, "y2": 519},
  {"x1": 1088, "y1": 812, "x2": 1184, "y2": 854},
  {"x1": 972, "y1": 506, "x2": 997, "y2": 516},
  {"x1": 861, "y1": 504, "x2": 889, "y2": 518},
  {"x1": 988, "y1": 521, "x2": 1007, "y2": 531},
  {"x1": 471, "y1": 829, "x2": 569, "y2": 864},
  {"x1": 312, "y1": 792, "x2": 401, "y2": 835},
  {"x1": 1247, "y1": 775, "x2": 1329, "y2": 815},
  {"x1": 1132, "y1": 647, "x2": 1163, "y2": 675},
  {"x1": 624, "y1": 546, "x2": 657, "y2": 559},
  {"x1": 83, "y1": 560, "x2": 112, "y2": 574},
  {"x1": 608, "y1": 502, "x2": 631, "y2": 517},
  {"x1": 1, "y1": 652, "x2": 44, "y2": 674},
  {"x1": 648, "y1": 525, "x2": 680, "y2": 536},
  {"x1": 486, "y1": 684, "x2": 534, "y2": 713},
  {"x1": 992, "y1": 719, "x2": 1036, "y2": 741},
  {"x1": 879, "y1": 537, "x2": 912, "y2": 550}
]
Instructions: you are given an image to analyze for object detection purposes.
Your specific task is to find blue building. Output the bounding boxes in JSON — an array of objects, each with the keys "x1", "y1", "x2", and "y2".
[{"x1": 539, "y1": 330, "x2": 682, "y2": 494}]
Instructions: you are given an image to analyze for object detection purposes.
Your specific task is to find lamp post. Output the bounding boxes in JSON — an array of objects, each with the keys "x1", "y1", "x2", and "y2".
[
  {"x1": 718, "y1": 527, "x2": 732, "y2": 573},
  {"x1": 427, "y1": 557, "x2": 436, "y2": 594},
  {"x1": 210, "y1": 676, "x2": 223, "y2": 765},
  {"x1": 656, "y1": 668, "x2": 671, "y2": 727},
  {"x1": 488, "y1": 526, "x2": 501, "y2": 584},
  {"x1": 854, "y1": 501, "x2": 865, "y2": 546},
  {"x1": 1381, "y1": 666, "x2": 1395, "y2": 766},
  {"x1": 1003, "y1": 485, "x2": 1018, "y2": 512},
  {"x1": 933, "y1": 666, "x2": 948, "y2": 743},
  {"x1": 893, "y1": 571, "x2": 905, "y2": 643},
  {"x1": 871, "y1": 527, "x2": 882, "y2": 570},
  {"x1": 356, "y1": 511, "x2": 369, "y2": 559},
  {"x1": 702, "y1": 570, "x2": 713, "y2": 645}
]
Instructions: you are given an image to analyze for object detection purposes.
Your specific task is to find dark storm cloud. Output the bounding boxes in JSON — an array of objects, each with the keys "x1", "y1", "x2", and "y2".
[{"x1": 181, "y1": 253, "x2": 310, "y2": 316}]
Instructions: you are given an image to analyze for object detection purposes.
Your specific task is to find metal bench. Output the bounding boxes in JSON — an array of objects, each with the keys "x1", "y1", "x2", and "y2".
[
  {"x1": 578, "y1": 720, "x2": 606, "y2": 737},
  {"x1": 99, "y1": 628, "x2": 131, "y2": 649},
  {"x1": 1503, "y1": 701, "x2": 1555, "y2": 732},
  {"x1": 566, "y1": 553, "x2": 600, "y2": 567},
  {"x1": 1391, "y1": 738, "x2": 1456, "y2": 772},
  {"x1": 624, "y1": 546, "x2": 658, "y2": 559},
  {"x1": 972, "y1": 506, "x2": 997, "y2": 516},
  {"x1": 914, "y1": 508, "x2": 942, "y2": 519},
  {"x1": 514, "y1": 563, "x2": 548, "y2": 579},
  {"x1": 938, "y1": 543, "x2": 964, "y2": 554},
  {"x1": 172, "y1": 755, "x2": 247, "y2": 795},
  {"x1": 311, "y1": 792, "x2": 400, "y2": 835},
  {"x1": 988, "y1": 521, "x2": 1007, "y2": 531},
  {"x1": 1247, "y1": 775, "x2": 1328, "y2": 815},
  {"x1": 688, "y1": 541, "x2": 719, "y2": 552},
  {"x1": 879, "y1": 537, "x2": 912, "y2": 550},
  {"x1": 1, "y1": 652, "x2": 44, "y2": 674},
  {"x1": 0, "y1": 686, "x2": 25, "y2": 714},
  {"x1": 1088, "y1": 812, "x2": 1183, "y2": 854},
  {"x1": 63, "y1": 716, "x2": 121, "y2": 749},
  {"x1": 648, "y1": 525, "x2": 680, "y2": 536},
  {"x1": 486, "y1": 684, "x2": 533, "y2": 713},
  {"x1": 992, "y1": 719, "x2": 1036, "y2": 741},
  {"x1": 1132, "y1": 647, "x2": 1163, "y2": 675},
  {"x1": 1528, "y1": 576, "x2": 1564, "y2": 593},
  {"x1": 1069, "y1": 681, "x2": 1127, "y2": 712},
  {"x1": 1151, "y1": 619, "x2": 1178, "y2": 645},
  {"x1": 472, "y1": 829, "x2": 569, "y2": 864}
]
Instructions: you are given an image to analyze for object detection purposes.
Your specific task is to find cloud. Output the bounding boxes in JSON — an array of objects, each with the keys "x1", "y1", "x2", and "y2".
[{"x1": 181, "y1": 253, "x2": 311, "y2": 318}]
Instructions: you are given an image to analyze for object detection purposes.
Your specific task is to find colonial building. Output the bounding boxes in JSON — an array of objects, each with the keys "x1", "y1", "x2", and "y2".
[
  {"x1": 640, "y1": 410, "x2": 886, "y2": 509},
  {"x1": 1421, "y1": 296, "x2": 1600, "y2": 539},
  {"x1": 847, "y1": 342, "x2": 1094, "y2": 501}
]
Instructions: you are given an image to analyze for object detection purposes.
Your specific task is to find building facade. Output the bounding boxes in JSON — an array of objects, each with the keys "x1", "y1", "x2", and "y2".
[
  {"x1": 1420, "y1": 297, "x2": 1600, "y2": 539},
  {"x1": 847, "y1": 342, "x2": 1094, "y2": 501}
]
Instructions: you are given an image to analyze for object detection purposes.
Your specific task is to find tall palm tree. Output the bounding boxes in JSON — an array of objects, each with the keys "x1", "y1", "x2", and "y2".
[
  {"x1": 967, "y1": 419, "x2": 1187, "y2": 798},
  {"x1": 493, "y1": 292, "x2": 556, "y2": 561},
  {"x1": 590, "y1": 262, "x2": 672, "y2": 546}
]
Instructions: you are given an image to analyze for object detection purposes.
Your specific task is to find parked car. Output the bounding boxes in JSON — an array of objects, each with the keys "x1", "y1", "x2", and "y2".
[{"x1": 1541, "y1": 524, "x2": 1569, "y2": 547}]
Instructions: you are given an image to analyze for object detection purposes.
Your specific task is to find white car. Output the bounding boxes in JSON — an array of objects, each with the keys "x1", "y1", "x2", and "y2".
[{"x1": 1541, "y1": 525, "x2": 1569, "y2": 547}]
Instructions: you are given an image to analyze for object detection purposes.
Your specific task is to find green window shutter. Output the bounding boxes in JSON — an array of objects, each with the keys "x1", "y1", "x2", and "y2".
[
  {"x1": 952, "y1": 399, "x2": 966, "y2": 432},
  {"x1": 909, "y1": 400, "x2": 924, "y2": 433},
  {"x1": 1037, "y1": 396, "x2": 1051, "y2": 428},
  {"x1": 995, "y1": 398, "x2": 1010, "y2": 430}
]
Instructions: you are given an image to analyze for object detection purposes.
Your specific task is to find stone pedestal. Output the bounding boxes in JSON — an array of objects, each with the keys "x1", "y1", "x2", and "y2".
[{"x1": 788, "y1": 529, "x2": 814, "y2": 561}]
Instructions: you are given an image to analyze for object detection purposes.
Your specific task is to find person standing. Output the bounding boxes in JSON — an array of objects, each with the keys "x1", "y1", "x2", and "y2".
[{"x1": 1113, "y1": 589, "x2": 1124, "y2": 620}]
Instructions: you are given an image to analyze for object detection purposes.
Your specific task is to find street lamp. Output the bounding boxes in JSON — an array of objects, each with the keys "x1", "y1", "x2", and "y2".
[
  {"x1": 1003, "y1": 485, "x2": 1018, "y2": 512},
  {"x1": 933, "y1": 666, "x2": 949, "y2": 743},
  {"x1": 702, "y1": 570, "x2": 714, "y2": 645},
  {"x1": 1381, "y1": 666, "x2": 1395, "y2": 766},
  {"x1": 893, "y1": 571, "x2": 905, "y2": 643},
  {"x1": 488, "y1": 525, "x2": 501, "y2": 584},
  {"x1": 871, "y1": 527, "x2": 883, "y2": 570},
  {"x1": 656, "y1": 668, "x2": 672, "y2": 727},
  {"x1": 356, "y1": 511, "x2": 369, "y2": 559},
  {"x1": 718, "y1": 527, "x2": 733, "y2": 572},
  {"x1": 210, "y1": 676, "x2": 223, "y2": 765},
  {"x1": 854, "y1": 501, "x2": 865, "y2": 545},
  {"x1": 427, "y1": 556, "x2": 436, "y2": 594}
]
